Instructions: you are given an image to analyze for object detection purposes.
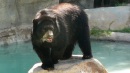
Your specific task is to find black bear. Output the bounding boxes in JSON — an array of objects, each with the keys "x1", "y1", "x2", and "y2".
[{"x1": 31, "y1": 3, "x2": 93, "y2": 70}]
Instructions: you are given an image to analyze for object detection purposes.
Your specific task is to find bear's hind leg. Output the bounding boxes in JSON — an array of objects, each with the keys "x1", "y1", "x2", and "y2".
[{"x1": 77, "y1": 28, "x2": 93, "y2": 59}]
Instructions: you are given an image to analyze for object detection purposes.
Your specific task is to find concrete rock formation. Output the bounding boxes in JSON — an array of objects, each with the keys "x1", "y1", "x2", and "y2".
[
  {"x1": 85, "y1": 6, "x2": 130, "y2": 30},
  {"x1": 0, "y1": 0, "x2": 58, "y2": 30},
  {"x1": 28, "y1": 55, "x2": 108, "y2": 73},
  {"x1": 0, "y1": 1, "x2": 130, "y2": 45},
  {"x1": 91, "y1": 32, "x2": 130, "y2": 42}
]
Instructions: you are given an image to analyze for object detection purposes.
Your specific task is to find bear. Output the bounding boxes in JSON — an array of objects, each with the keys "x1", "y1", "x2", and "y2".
[{"x1": 31, "y1": 3, "x2": 93, "y2": 70}]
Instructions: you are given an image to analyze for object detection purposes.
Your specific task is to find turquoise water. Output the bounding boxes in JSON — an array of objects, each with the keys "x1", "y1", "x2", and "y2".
[{"x1": 0, "y1": 41, "x2": 130, "y2": 73}]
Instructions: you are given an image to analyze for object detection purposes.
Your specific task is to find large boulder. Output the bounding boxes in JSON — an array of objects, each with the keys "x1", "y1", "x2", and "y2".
[
  {"x1": 28, "y1": 55, "x2": 108, "y2": 73},
  {"x1": 85, "y1": 6, "x2": 130, "y2": 30}
]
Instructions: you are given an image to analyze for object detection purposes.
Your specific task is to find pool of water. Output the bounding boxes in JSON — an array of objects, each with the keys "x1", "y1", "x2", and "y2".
[{"x1": 0, "y1": 40, "x2": 130, "y2": 73}]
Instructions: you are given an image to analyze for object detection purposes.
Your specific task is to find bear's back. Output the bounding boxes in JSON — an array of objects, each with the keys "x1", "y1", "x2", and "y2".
[{"x1": 51, "y1": 3, "x2": 81, "y2": 15}]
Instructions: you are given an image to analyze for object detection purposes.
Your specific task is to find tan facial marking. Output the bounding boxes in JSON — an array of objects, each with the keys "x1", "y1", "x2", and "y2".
[{"x1": 42, "y1": 30, "x2": 53, "y2": 43}]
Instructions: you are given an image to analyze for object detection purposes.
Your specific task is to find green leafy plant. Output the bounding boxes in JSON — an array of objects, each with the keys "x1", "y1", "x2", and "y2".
[{"x1": 90, "y1": 27, "x2": 112, "y2": 37}]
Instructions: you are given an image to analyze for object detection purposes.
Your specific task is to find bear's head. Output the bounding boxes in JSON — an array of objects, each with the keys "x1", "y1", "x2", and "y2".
[{"x1": 32, "y1": 9, "x2": 60, "y2": 43}]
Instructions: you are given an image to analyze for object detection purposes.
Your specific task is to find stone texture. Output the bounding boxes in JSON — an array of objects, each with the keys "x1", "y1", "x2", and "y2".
[
  {"x1": 0, "y1": 0, "x2": 58, "y2": 30},
  {"x1": 0, "y1": 25, "x2": 32, "y2": 45},
  {"x1": 85, "y1": 6, "x2": 130, "y2": 30},
  {"x1": 0, "y1": 1, "x2": 130, "y2": 44},
  {"x1": 0, "y1": 0, "x2": 58, "y2": 45},
  {"x1": 28, "y1": 56, "x2": 108, "y2": 73},
  {"x1": 91, "y1": 32, "x2": 130, "y2": 42}
]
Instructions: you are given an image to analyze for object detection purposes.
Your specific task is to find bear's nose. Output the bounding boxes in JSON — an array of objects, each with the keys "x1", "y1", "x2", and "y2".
[{"x1": 48, "y1": 30, "x2": 53, "y2": 36}]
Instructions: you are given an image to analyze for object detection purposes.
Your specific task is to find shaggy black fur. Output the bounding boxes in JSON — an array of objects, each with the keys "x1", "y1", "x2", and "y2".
[{"x1": 31, "y1": 3, "x2": 93, "y2": 70}]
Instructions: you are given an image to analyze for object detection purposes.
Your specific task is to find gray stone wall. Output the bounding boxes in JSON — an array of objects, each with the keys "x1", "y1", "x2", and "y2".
[
  {"x1": 0, "y1": 0, "x2": 130, "y2": 45},
  {"x1": 85, "y1": 6, "x2": 130, "y2": 30},
  {"x1": 0, "y1": 0, "x2": 58, "y2": 45},
  {"x1": 0, "y1": 0, "x2": 58, "y2": 30}
]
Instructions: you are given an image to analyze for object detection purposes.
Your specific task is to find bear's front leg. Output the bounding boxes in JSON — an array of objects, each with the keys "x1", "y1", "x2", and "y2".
[
  {"x1": 34, "y1": 46, "x2": 54, "y2": 70},
  {"x1": 41, "y1": 57, "x2": 54, "y2": 70}
]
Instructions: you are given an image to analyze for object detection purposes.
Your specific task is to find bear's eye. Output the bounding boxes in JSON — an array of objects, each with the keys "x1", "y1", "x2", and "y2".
[{"x1": 49, "y1": 26, "x2": 54, "y2": 30}]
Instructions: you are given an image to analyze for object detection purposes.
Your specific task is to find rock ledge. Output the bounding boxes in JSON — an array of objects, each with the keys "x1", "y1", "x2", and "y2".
[{"x1": 28, "y1": 55, "x2": 108, "y2": 73}]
